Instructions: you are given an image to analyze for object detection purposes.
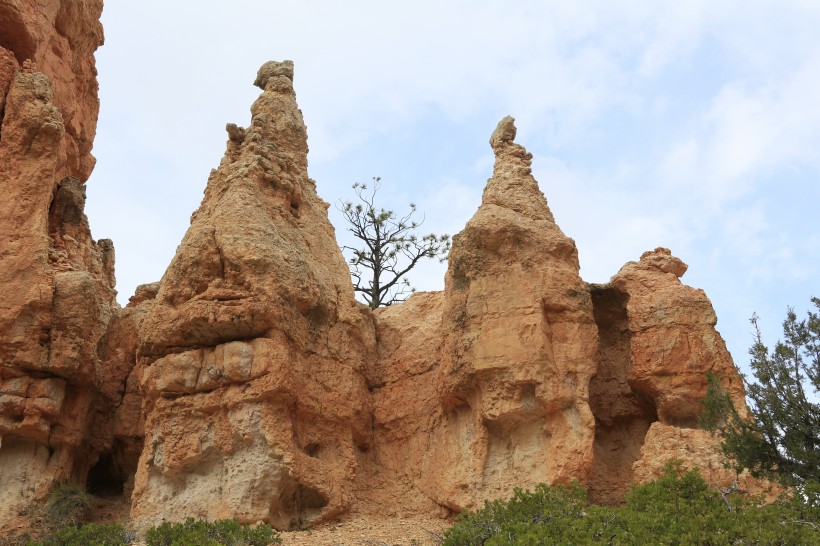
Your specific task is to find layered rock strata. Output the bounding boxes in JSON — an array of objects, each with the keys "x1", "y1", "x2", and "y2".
[
  {"x1": 131, "y1": 61, "x2": 376, "y2": 530},
  {"x1": 368, "y1": 117, "x2": 599, "y2": 512},
  {"x1": 0, "y1": 1, "x2": 771, "y2": 528},
  {"x1": 0, "y1": 0, "x2": 128, "y2": 528}
]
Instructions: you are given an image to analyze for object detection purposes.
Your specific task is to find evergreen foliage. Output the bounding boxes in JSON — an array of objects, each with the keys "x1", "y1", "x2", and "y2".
[
  {"x1": 701, "y1": 298, "x2": 820, "y2": 486},
  {"x1": 442, "y1": 462, "x2": 819, "y2": 545},
  {"x1": 338, "y1": 177, "x2": 450, "y2": 308},
  {"x1": 26, "y1": 523, "x2": 133, "y2": 546},
  {"x1": 143, "y1": 518, "x2": 279, "y2": 546}
]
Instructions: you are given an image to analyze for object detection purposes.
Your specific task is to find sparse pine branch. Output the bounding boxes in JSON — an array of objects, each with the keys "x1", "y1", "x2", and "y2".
[
  {"x1": 337, "y1": 177, "x2": 450, "y2": 309},
  {"x1": 701, "y1": 298, "x2": 820, "y2": 487}
]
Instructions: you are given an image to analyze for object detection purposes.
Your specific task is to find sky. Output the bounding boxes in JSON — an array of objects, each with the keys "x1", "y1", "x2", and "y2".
[{"x1": 85, "y1": 1, "x2": 820, "y2": 378}]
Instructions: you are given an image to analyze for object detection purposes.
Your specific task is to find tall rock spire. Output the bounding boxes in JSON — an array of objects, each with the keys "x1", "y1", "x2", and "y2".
[
  {"x1": 483, "y1": 115, "x2": 555, "y2": 222},
  {"x1": 133, "y1": 61, "x2": 375, "y2": 530},
  {"x1": 419, "y1": 116, "x2": 599, "y2": 509}
]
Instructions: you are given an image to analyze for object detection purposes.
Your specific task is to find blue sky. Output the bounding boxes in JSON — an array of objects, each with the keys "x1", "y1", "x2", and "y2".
[{"x1": 85, "y1": 1, "x2": 820, "y2": 377}]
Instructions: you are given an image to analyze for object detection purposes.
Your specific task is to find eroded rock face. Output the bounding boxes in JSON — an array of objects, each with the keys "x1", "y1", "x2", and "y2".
[
  {"x1": 132, "y1": 61, "x2": 376, "y2": 530},
  {"x1": 633, "y1": 423, "x2": 784, "y2": 502},
  {"x1": 364, "y1": 292, "x2": 452, "y2": 518},
  {"x1": 0, "y1": 1, "x2": 123, "y2": 529},
  {"x1": 432, "y1": 117, "x2": 599, "y2": 508},
  {"x1": 367, "y1": 117, "x2": 600, "y2": 512},
  {"x1": 0, "y1": 93, "x2": 116, "y2": 529},
  {"x1": 610, "y1": 248, "x2": 746, "y2": 426},
  {"x1": 0, "y1": 0, "x2": 104, "y2": 182},
  {"x1": 0, "y1": 6, "x2": 771, "y2": 527},
  {"x1": 586, "y1": 248, "x2": 748, "y2": 504},
  {"x1": 127, "y1": 98, "x2": 766, "y2": 524}
]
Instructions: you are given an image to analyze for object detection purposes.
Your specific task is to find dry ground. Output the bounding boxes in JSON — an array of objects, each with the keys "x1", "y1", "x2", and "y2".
[
  {"x1": 2, "y1": 495, "x2": 452, "y2": 546},
  {"x1": 279, "y1": 516, "x2": 449, "y2": 545}
]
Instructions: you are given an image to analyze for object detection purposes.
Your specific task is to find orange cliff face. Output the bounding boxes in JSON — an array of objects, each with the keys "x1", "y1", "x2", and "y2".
[
  {"x1": 369, "y1": 116, "x2": 600, "y2": 513},
  {"x1": 0, "y1": 1, "x2": 779, "y2": 533},
  {"x1": 0, "y1": 0, "x2": 103, "y2": 183},
  {"x1": 129, "y1": 87, "x2": 775, "y2": 527},
  {"x1": 131, "y1": 61, "x2": 377, "y2": 530},
  {"x1": 0, "y1": 0, "x2": 125, "y2": 531}
]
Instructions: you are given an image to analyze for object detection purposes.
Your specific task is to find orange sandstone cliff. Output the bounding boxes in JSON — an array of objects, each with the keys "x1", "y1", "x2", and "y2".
[
  {"x1": 132, "y1": 60, "x2": 376, "y2": 529},
  {"x1": 0, "y1": 0, "x2": 122, "y2": 528},
  {"x1": 0, "y1": 2, "x2": 775, "y2": 534}
]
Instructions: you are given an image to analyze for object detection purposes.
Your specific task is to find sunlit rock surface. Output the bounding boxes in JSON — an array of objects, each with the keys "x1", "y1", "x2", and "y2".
[{"x1": 0, "y1": 2, "x2": 777, "y2": 531}]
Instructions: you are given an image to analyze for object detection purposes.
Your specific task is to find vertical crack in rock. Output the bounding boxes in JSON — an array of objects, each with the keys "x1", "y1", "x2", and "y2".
[{"x1": 587, "y1": 284, "x2": 658, "y2": 505}]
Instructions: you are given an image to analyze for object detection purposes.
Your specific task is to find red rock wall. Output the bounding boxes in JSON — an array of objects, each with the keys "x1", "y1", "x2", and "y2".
[
  {"x1": 0, "y1": 0, "x2": 103, "y2": 182},
  {"x1": 131, "y1": 61, "x2": 376, "y2": 530},
  {"x1": 0, "y1": 0, "x2": 127, "y2": 531},
  {"x1": 0, "y1": 1, "x2": 775, "y2": 531}
]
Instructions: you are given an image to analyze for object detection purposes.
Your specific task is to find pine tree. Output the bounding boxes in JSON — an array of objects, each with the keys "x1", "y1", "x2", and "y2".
[
  {"x1": 701, "y1": 298, "x2": 820, "y2": 486},
  {"x1": 338, "y1": 177, "x2": 450, "y2": 309}
]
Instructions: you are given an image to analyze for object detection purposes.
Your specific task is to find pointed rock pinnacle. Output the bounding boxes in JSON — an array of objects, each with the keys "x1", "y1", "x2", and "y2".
[
  {"x1": 490, "y1": 115, "x2": 517, "y2": 150},
  {"x1": 254, "y1": 60, "x2": 295, "y2": 88}
]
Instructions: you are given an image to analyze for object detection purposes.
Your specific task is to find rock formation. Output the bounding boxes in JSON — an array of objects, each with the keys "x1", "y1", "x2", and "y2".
[
  {"x1": 367, "y1": 117, "x2": 599, "y2": 512},
  {"x1": 126, "y1": 87, "x2": 767, "y2": 527},
  {"x1": 131, "y1": 60, "x2": 376, "y2": 530},
  {"x1": 586, "y1": 248, "x2": 749, "y2": 504},
  {"x1": 0, "y1": 0, "x2": 123, "y2": 528},
  {"x1": 0, "y1": 0, "x2": 103, "y2": 182},
  {"x1": 0, "y1": 1, "x2": 777, "y2": 534}
]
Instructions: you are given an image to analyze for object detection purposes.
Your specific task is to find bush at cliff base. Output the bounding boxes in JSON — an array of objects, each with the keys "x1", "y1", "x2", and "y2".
[
  {"x1": 143, "y1": 518, "x2": 280, "y2": 546},
  {"x1": 42, "y1": 482, "x2": 93, "y2": 529},
  {"x1": 24, "y1": 518, "x2": 280, "y2": 546},
  {"x1": 442, "y1": 462, "x2": 820, "y2": 545}
]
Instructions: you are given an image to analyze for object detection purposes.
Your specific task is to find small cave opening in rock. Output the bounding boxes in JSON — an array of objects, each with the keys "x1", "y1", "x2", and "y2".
[
  {"x1": 587, "y1": 284, "x2": 659, "y2": 505},
  {"x1": 270, "y1": 479, "x2": 329, "y2": 530},
  {"x1": 304, "y1": 442, "x2": 320, "y2": 458},
  {"x1": 85, "y1": 453, "x2": 125, "y2": 498},
  {"x1": 297, "y1": 483, "x2": 328, "y2": 512}
]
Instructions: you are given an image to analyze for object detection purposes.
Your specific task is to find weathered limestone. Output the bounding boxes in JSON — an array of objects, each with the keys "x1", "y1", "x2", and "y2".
[
  {"x1": 0, "y1": 74, "x2": 117, "y2": 527},
  {"x1": 589, "y1": 248, "x2": 755, "y2": 501},
  {"x1": 633, "y1": 423, "x2": 784, "y2": 502},
  {"x1": 0, "y1": 1, "x2": 774, "y2": 527},
  {"x1": 428, "y1": 116, "x2": 598, "y2": 509},
  {"x1": 586, "y1": 248, "x2": 749, "y2": 504},
  {"x1": 131, "y1": 61, "x2": 376, "y2": 530},
  {"x1": 0, "y1": 0, "x2": 104, "y2": 182},
  {"x1": 0, "y1": 0, "x2": 121, "y2": 529}
]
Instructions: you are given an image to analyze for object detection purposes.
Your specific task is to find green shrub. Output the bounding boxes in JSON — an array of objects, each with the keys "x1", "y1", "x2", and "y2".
[
  {"x1": 26, "y1": 523, "x2": 133, "y2": 546},
  {"x1": 143, "y1": 518, "x2": 280, "y2": 546},
  {"x1": 42, "y1": 483, "x2": 92, "y2": 528},
  {"x1": 442, "y1": 481, "x2": 592, "y2": 545},
  {"x1": 442, "y1": 462, "x2": 820, "y2": 545}
]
